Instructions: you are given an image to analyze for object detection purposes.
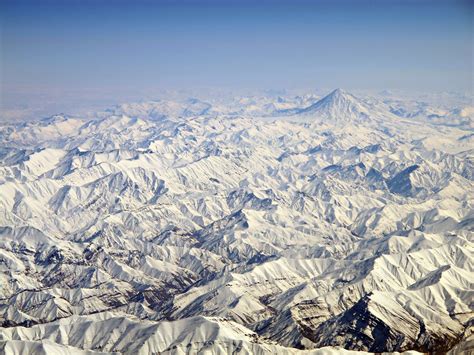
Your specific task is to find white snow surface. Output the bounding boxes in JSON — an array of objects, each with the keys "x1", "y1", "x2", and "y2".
[{"x1": 0, "y1": 89, "x2": 472, "y2": 354}]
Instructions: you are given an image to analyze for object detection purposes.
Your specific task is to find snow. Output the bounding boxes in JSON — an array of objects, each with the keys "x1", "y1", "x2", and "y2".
[{"x1": 0, "y1": 88, "x2": 472, "y2": 353}]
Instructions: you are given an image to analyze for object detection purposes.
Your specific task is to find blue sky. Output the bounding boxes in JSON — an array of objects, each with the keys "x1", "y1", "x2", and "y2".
[{"x1": 1, "y1": 0, "x2": 472, "y2": 93}]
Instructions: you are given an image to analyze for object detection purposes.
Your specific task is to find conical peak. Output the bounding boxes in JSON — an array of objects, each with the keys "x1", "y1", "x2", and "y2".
[
  {"x1": 330, "y1": 88, "x2": 345, "y2": 96},
  {"x1": 325, "y1": 88, "x2": 350, "y2": 101},
  {"x1": 296, "y1": 87, "x2": 370, "y2": 120},
  {"x1": 315, "y1": 88, "x2": 356, "y2": 107}
]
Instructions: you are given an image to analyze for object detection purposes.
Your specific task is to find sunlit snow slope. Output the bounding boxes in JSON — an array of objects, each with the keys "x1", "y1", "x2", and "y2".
[{"x1": 0, "y1": 89, "x2": 473, "y2": 354}]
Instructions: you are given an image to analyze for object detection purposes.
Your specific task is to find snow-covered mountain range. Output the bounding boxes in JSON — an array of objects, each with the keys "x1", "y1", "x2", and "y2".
[{"x1": 0, "y1": 89, "x2": 472, "y2": 354}]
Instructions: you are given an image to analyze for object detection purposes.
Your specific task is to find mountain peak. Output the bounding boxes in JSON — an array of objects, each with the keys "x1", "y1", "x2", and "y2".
[
  {"x1": 320, "y1": 88, "x2": 354, "y2": 104},
  {"x1": 299, "y1": 88, "x2": 369, "y2": 120},
  {"x1": 329, "y1": 88, "x2": 346, "y2": 96}
]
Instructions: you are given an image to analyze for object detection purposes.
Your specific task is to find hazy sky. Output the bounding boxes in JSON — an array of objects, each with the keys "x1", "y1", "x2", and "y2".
[{"x1": 1, "y1": 0, "x2": 473, "y2": 94}]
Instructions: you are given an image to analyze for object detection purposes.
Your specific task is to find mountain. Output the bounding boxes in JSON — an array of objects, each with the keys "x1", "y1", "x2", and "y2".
[
  {"x1": 298, "y1": 89, "x2": 371, "y2": 120},
  {"x1": 274, "y1": 89, "x2": 373, "y2": 121},
  {"x1": 0, "y1": 90, "x2": 472, "y2": 354}
]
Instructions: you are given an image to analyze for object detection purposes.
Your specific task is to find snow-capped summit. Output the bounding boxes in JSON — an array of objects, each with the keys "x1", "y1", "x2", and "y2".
[
  {"x1": 299, "y1": 88, "x2": 370, "y2": 120},
  {"x1": 273, "y1": 88, "x2": 372, "y2": 121}
]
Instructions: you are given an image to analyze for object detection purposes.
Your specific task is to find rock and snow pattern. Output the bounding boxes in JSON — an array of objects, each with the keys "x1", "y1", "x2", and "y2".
[{"x1": 0, "y1": 89, "x2": 473, "y2": 354}]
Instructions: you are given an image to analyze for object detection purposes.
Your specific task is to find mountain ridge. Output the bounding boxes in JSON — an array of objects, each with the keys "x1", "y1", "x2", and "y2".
[{"x1": 0, "y1": 90, "x2": 472, "y2": 354}]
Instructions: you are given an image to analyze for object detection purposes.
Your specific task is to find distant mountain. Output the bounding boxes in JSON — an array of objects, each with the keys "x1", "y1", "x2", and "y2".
[
  {"x1": 274, "y1": 89, "x2": 372, "y2": 121},
  {"x1": 299, "y1": 88, "x2": 370, "y2": 119}
]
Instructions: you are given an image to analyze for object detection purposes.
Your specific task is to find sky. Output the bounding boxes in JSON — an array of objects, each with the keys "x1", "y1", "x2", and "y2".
[{"x1": 0, "y1": 0, "x2": 473, "y2": 117}]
